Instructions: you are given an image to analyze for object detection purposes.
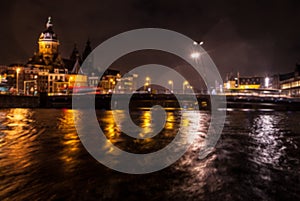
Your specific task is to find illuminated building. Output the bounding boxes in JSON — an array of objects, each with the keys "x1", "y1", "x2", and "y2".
[
  {"x1": 278, "y1": 64, "x2": 300, "y2": 96},
  {"x1": 24, "y1": 67, "x2": 39, "y2": 95},
  {"x1": 88, "y1": 73, "x2": 99, "y2": 87},
  {"x1": 100, "y1": 69, "x2": 120, "y2": 93},
  {"x1": 224, "y1": 73, "x2": 263, "y2": 90},
  {"x1": 27, "y1": 17, "x2": 65, "y2": 71},
  {"x1": 66, "y1": 74, "x2": 88, "y2": 92},
  {"x1": 25, "y1": 17, "x2": 89, "y2": 94},
  {"x1": 101, "y1": 72, "x2": 138, "y2": 94},
  {"x1": 116, "y1": 74, "x2": 138, "y2": 93},
  {"x1": 2, "y1": 17, "x2": 115, "y2": 94},
  {"x1": 0, "y1": 65, "x2": 10, "y2": 87},
  {"x1": 25, "y1": 17, "x2": 67, "y2": 93},
  {"x1": 237, "y1": 77, "x2": 263, "y2": 89}
]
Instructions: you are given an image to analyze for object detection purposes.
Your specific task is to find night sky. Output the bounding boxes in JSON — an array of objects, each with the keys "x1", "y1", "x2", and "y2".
[{"x1": 1, "y1": 0, "x2": 300, "y2": 77}]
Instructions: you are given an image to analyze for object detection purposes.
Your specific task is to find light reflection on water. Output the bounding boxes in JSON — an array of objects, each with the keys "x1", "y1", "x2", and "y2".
[
  {"x1": 0, "y1": 108, "x2": 299, "y2": 200},
  {"x1": 250, "y1": 114, "x2": 286, "y2": 168},
  {"x1": 59, "y1": 109, "x2": 80, "y2": 173}
]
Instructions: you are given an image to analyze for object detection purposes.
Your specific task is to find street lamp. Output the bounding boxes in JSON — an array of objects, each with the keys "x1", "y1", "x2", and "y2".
[
  {"x1": 191, "y1": 52, "x2": 200, "y2": 59},
  {"x1": 168, "y1": 80, "x2": 173, "y2": 92},
  {"x1": 183, "y1": 80, "x2": 189, "y2": 94},
  {"x1": 109, "y1": 78, "x2": 115, "y2": 93},
  {"x1": 188, "y1": 85, "x2": 194, "y2": 94},
  {"x1": 193, "y1": 41, "x2": 204, "y2": 46},
  {"x1": 145, "y1": 76, "x2": 151, "y2": 92},
  {"x1": 146, "y1": 76, "x2": 151, "y2": 84},
  {"x1": 191, "y1": 41, "x2": 204, "y2": 59},
  {"x1": 191, "y1": 41, "x2": 205, "y2": 87},
  {"x1": 16, "y1": 68, "x2": 20, "y2": 95}
]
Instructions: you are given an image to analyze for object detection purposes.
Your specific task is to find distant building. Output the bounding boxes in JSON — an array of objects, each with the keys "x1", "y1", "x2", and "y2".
[
  {"x1": 116, "y1": 74, "x2": 138, "y2": 93},
  {"x1": 224, "y1": 73, "x2": 264, "y2": 90},
  {"x1": 25, "y1": 17, "x2": 89, "y2": 94},
  {"x1": 27, "y1": 17, "x2": 65, "y2": 72},
  {"x1": 0, "y1": 65, "x2": 10, "y2": 85},
  {"x1": 100, "y1": 69, "x2": 121, "y2": 93},
  {"x1": 2, "y1": 17, "x2": 121, "y2": 95},
  {"x1": 278, "y1": 64, "x2": 300, "y2": 96}
]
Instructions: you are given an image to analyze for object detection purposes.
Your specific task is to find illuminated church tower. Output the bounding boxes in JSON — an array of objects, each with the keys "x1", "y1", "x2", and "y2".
[
  {"x1": 38, "y1": 17, "x2": 59, "y2": 59},
  {"x1": 27, "y1": 17, "x2": 64, "y2": 71}
]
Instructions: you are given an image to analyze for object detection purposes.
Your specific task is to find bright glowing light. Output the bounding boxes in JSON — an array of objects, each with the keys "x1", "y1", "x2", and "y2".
[
  {"x1": 16, "y1": 68, "x2": 21, "y2": 94},
  {"x1": 183, "y1": 81, "x2": 189, "y2": 94},
  {"x1": 191, "y1": 52, "x2": 200, "y2": 59},
  {"x1": 265, "y1": 77, "x2": 270, "y2": 88},
  {"x1": 168, "y1": 80, "x2": 174, "y2": 92},
  {"x1": 226, "y1": 82, "x2": 230, "y2": 89},
  {"x1": 193, "y1": 41, "x2": 204, "y2": 45}
]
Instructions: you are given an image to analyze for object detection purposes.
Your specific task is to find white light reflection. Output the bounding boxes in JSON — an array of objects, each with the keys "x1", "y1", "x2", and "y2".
[
  {"x1": 250, "y1": 114, "x2": 285, "y2": 167},
  {"x1": 169, "y1": 111, "x2": 218, "y2": 196}
]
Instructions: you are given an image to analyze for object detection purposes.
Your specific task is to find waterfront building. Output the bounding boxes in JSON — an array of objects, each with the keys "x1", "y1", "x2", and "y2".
[
  {"x1": 224, "y1": 73, "x2": 264, "y2": 90},
  {"x1": 278, "y1": 64, "x2": 300, "y2": 96},
  {"x1": 0, "y1": 66, "x2": 8, "y2": 92},
  {"x1": 25, "y1": 17, "x2": 68, "y2": 93},
  {"x1": 88, "y1": 73, "x2": 100, "y2": 87},
  {"x1": 66, "y1": 74, "x2": 88, "y2": 92},
  {"x1": 2, "y1": 17, "x2": 120, "y2": 94},
  {"x1": 27, "y1": 17, "x2": 65, "y2": 72},
  {"x1": 116, "y1": 73, "x2": 138, "y2": 93},
  {"x1": 25, "y1": 17, "x2": 90, "y2": 94},
  {"x1": 100, "y1": 69, "x2": 121, "y2": 93},
  {"x1": 24, "y1": 67, "x2": 39, "y2": 95},
  {"x1": 0, "y1": 65, "x2": 18, "y2": 93}
]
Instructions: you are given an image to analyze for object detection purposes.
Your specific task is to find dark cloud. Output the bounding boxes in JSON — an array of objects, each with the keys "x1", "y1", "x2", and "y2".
[{"x1": 1, "y1": 0, "x2": 300, "y2": 77}]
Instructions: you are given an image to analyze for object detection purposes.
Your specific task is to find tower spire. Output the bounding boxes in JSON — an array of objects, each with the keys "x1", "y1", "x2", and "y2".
[
  {"x1": 46, "y1": 16, "x2": 53, "y2": 29},
  {"x1": 82, "y1": 39, "x2": 92, "y2": 61}
]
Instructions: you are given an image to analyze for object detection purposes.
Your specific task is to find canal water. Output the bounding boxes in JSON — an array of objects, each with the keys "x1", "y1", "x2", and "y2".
[{"x1": 0, "y1": 108, "x2": 299, "y2": 200}]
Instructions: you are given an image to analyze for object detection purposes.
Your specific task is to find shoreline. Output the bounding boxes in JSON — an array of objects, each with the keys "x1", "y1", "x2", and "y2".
[{"x1": 1, "y1": 93, "x2": 300, "y2": 111}]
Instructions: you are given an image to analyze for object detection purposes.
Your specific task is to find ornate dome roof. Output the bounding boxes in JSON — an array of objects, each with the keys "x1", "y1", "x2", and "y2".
[{"x1": 39, "y1": 17, "x2": 58, "y2": 42}]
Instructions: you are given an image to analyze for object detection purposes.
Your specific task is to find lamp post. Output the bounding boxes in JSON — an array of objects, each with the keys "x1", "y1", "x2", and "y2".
[
  {"x1": 188, "y1": 85, "x2": 194, "y2": 94},
  {"x1": 16, "y1": 68, "x2": 20, "y2": 95},
  {"x1": 191, "y1": 41, "x2": 205, "y2": 93},
  {"x1": 191, "y1": 41, "x2": 203, "y2": 59},
  {"x1": 183, "y1": 81, "x2": 189, "y2": 94},
  {"x1": 145, "y1": 76, "x2": 151, "y2": 92},
  {"x1": 146, "y1": 77, "x2": 151, "y2": 84},
  {"x1": 168, "y1": 80, "x2": 173, "y2": 92}
]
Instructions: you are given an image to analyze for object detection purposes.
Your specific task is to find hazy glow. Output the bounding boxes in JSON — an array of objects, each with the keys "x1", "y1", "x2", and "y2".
[{"x1": 191, "y1": 52, "x2": 200, "y2": 59}]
